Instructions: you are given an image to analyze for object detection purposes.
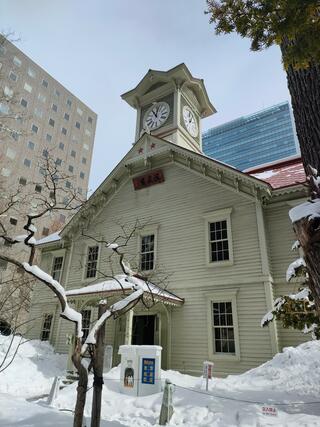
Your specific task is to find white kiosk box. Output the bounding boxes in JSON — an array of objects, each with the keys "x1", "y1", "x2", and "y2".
[{"x1": 119, "y1": 345, "x2": 162, "y2": 396}]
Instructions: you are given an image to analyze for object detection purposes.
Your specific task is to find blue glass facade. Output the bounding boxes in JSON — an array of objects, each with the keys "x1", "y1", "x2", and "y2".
[{"x1": 202, "y1": 102, "x2": 299, "y2": 171}]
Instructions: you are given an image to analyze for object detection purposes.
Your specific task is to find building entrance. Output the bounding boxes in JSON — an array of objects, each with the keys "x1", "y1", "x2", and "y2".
[{"x1": 132, "y1": 315, "x2": 155, "y2": 345}]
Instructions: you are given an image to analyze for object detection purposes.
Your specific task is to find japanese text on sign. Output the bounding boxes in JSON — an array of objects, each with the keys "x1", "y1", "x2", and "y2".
[{"x1": 141, "y1": 358, "x2": 155, "y2": 384}]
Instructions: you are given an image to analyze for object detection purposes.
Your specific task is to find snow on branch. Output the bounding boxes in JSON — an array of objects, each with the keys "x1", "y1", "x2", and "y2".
[
  {"x1": 286, "y1": 257, "x2": 306, "y2": 282},
  {"x1": 289, "y1": 199, "x2": 320, "y2": 224},
  {"x1": 261, "y1": 297, "x2": 285, "y2": 327}
]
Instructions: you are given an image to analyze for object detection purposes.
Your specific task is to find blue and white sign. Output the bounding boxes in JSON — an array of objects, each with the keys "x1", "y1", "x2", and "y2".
[{"x1": 142, "y1": 358, "x2": 155, "y2": 384}]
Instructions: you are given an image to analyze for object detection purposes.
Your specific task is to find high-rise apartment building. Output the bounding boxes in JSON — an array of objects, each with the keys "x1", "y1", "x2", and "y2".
[
  {"x1": 0, "y1": 40, "x2": 97, "y2": 236},
  {"x1": 202, "y1": 102, "x2": 299, "y2": 171}
]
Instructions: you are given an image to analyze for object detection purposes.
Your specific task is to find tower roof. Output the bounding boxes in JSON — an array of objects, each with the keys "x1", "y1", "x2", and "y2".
[{"x1": 121, "y1": 63, "x2": 216, "y2": 118}]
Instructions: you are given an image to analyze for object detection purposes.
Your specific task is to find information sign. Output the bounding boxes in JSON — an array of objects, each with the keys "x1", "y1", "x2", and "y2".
[{"x1": 141, "y1": 358, "x2": 155, "y2": 385}]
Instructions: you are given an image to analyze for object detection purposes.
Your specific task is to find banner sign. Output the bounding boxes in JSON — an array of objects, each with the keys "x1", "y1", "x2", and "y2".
[
  {"x1": 142, "y1": 358, "x2": 155, "y2": 384},
  {"x1": 262, "y1": 406, "x2": 278, "y2": 417},
  {"x1": 133, "y1": 170, "x2": 164, "y2": 190}
]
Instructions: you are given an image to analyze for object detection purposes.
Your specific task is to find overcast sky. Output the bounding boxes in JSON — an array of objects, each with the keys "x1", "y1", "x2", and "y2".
[{"x1": 1, "y1": 0, "x2": 291, "y2": 192}]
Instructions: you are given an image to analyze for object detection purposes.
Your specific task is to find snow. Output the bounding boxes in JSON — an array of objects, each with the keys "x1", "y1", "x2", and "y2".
[
  {"x1": 289, "y1": 198, "x2": 320, "y2": 223},
  {"x1": 1, "y1": 338, "x2": 320, "y2": 426},
  {"x1": 107, "y1": 242, "x2": 119, "y2": 249},
  {"x1": 252, "y1": 170, "x2": 278, "y2": 180},
  {"x1": 28, "y1": 224, "x2": 37, "y2": 233},
  {"x1": 286, "y1": 257, "x2": 306, "y2": 282},
  {"x1": 36, "y1": 231, "x2": 61, "y2": 245}
]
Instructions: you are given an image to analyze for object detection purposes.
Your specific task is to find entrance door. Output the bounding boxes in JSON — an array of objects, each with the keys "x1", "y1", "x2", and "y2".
[{"x1": 132, "y1": 315, "x2": 155, "y2": 345}]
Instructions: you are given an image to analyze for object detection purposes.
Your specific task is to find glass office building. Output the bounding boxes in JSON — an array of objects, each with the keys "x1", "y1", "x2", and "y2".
[{"x1": 202, "y1": 102, "x2": 299, "y2": 171}]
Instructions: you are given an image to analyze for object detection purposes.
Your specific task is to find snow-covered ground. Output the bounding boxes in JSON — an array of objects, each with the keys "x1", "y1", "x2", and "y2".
[{"x1": 1, "y1": 336, "x2": 320, "y2": 426}]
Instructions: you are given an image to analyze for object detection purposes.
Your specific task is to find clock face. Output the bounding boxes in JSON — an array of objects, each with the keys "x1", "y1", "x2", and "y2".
[
  {"x1": 183, "y1": 106, "x2": 198, "y2": 138},
  {"x1": 143, "y1": 102, "x2": 170, "y2": 131}
]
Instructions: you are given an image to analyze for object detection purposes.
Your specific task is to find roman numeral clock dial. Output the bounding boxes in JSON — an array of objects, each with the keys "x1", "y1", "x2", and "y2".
[
  {"x1": 183, "y1": 105, "x2": 199, "y2": 138},
  {"x1": 143, "y1": 102, "x2": 170, "y2": 131}
]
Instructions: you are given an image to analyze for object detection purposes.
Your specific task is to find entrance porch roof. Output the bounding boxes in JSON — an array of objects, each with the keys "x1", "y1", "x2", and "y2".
[{"x1": 65, "y1": 275, "x2": 184, "y2": 306}]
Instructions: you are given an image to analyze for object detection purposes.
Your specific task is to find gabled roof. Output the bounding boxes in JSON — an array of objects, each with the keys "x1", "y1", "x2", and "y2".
[
  {"x1": 121, "y1": 63, "x2": 216, "y2": 118},
  {"x1": 246, "y1": 156, "x2": 306, "y2": 189},
  {"x1": 58, "y1": 134, "x2": 273, "y2": 240}
]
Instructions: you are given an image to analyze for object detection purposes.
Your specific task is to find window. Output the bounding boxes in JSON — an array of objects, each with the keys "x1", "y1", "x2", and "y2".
[
  {"x1": 49, "y1": 191, "x2": 55, "y2": 199},
  {"x1": 9, "y1": 71, "x2": 17, "y2": 82},
  {"x1": 81, "y1": 310, "x2": 91, "y2": 341},
  {"x1": 68, "y1": 165, "x2": 74, "y2": 173},
  {"x1": 13, "y1": 56, "x2": 22, "y2": 67},
  {"x1": 42, "y1": 227, "x2": 49, "y2": 236},
  {"x1": 9, "y1": 217, "x2": 17, "y2": 226},
  {"x1": 207, "y1": 290, "x2": 240, "y2": 360},
  {"x1": 59, "y1": 142, "x2": 64, "y2": 150},
  {"x1": 0, "y1": 102, "x2": 9, "y2": 114},
  {"x1": 78, "y1": 187, "x2": 83, "y2": 195},
  {"x1": 52, "y1": 256, "x2": 64, "y2": 281},
  {"x1": 35, "y1": 184, "x2": 42, "y2": 193},
  {"x1": 140, "y1": 234, "x2": 155, "y2": 271},
  {"x1": 39, "y1": 167, "x2": 46, "y2": 176},
  {"x1": 83, "y1": 143, "x2": 89, "y2": 151},
  {"x1": 20, "y1": 98, "x2": 28, "y2": 108},
  {"x1": 34, "y1": 108, "x2": 43, "y2": 119},
  {"x1": 56, "y1": 158, "x2": 62, "y2": 166},
  {"x1": 204, "y1": 208, "x2": 233, "y2": 266},
  {"x1": 209, "y1": 220, "x2": 229, "y2": 262},
  {"x1": 0, "y1": 45, "x2": 6, "y2": 55},
  {"x1": 80, "y1": 171, "x2": 85, "y2": 179},
  {"x1": 71, "y1": 150, "x2": 76, "y2": 158},
  {"x1": 49, "y1": 118, "x2": 55, "y2": 127},
  {"x1": 42, "y1": 79, "x2": 48, "y2": 88},
  {"x1": 61, "y1": 127, "x2": 67, "y2": 135},
  {"x1": 38, "y1": 93, "x2": 46, "y2": 103},
  {"x1": 28, "y1": 141, "x2": 35, "y2": 150},
  {"x1": 42, "y1": 149, "x2": 49, "y2": 158},
  {"x1": 19, "y1": 177, "x2": 27, "y2": 186},
  {"x1": 65, "y1": 181, "x2": 71, "y2": 189},
  {"x1": 85, "y1": 246, "x2": 99, "y2": 279},
  {"x1": 59, "y1": 214, "x2": 66, "y2": 224},
  {"x1": 88, "y1": 116, "x2": 93, "y2": 124},
  {"x1": 27, "y1": 67, "x2": 36, "y2": 78},
  {"x1": 6, "y1": 148, "x2": 16, "y2": 160},
  {"x1": 31, "y1": 124, "x2": 38, "y2": 134},
  {"x1": 40, "y1": 314, "x2": 53, "y2": 341},
  {"x1": 77, "y1": 107, "x2": 83, "y2": 116},
  {"x1": 24, "y1": 83, "x2": 32, "y2": 93},
  {"x1": 4, "y1": 86, "x2": 13, "y2": 97},
  {"x1": 85, "y1": 129, "x2": 91, "y2": 136},
  {"x1": 66, "y1": 99, "x2": 72, "y2": 108},
  {"x1": 75, "y1": 121, "x2": 80, "y2": 129},
  {"x1": 52, "y1": 104, "x2": 58, "y2": 112},
  {"x1": 11, "y1": 131, "x2": 19, "y2": 141},
  {"x1": 64, "y1": 113, "x2": 69, "y2": 121},
  {"x1": 54, "y1": 89, "x2": 60, "y2": 97},
  {"x1": 24, "y1": 159, "x2": 31, "y2": 168},
  {"x1": 46, "y1": 133, "x2": 52, "y2": 142},
  {"x1": 82, "y1": 157, "x2": 87, "y2": 165},
  {"x1": 0, "y1": 259, "x2": 8, "y2": 271}
]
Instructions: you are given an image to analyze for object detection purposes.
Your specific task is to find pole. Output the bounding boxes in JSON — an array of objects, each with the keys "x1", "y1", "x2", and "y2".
[
  {"x1": 90, "y1": 302, "x2": 107, "y2": 427},
  {"x1": 159, "y1": 379, "x2": 174, "y2": 425}
]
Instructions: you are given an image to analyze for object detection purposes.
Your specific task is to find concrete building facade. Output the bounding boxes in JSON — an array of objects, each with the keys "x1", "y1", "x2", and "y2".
[{"x1": 0, "y1": 40, "x2": 97, "y2": 236}]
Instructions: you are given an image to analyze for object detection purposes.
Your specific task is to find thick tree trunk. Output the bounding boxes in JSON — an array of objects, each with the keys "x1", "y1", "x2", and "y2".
[
  {"x1": 72, "y1": 337, "x2": 88, "y2": 427},
  {"x1": 91, "y1": 303, "x2": 107, "y2": 427},
  {"x1": 293, "y1": 217, "x2": 320, "y2": 315},
  {"x1": 281, "y1": 41, "x2": 320, "y2": 173}
]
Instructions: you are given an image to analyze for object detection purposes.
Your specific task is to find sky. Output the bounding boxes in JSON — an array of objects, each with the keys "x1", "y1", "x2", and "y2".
[{"x1": 1, "y1": 0, "x2": 291, "y2": 192}]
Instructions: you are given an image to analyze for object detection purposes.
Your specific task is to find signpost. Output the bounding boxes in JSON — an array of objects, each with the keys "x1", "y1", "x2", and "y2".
[{"x1": 203, "y1": 361, "x2": 214, "y2": 391}]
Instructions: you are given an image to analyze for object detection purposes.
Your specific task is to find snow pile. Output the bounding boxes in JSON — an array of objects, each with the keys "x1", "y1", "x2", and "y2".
[
  {"x1": 214, "y1": 340, "x2": 320, "y2": 397},
  {"x1": 289, "y1": 198, "x2": 320, "y2": 223},
  {"x1": 0, "y1": 335, "x2": 66, "y2": 398}
]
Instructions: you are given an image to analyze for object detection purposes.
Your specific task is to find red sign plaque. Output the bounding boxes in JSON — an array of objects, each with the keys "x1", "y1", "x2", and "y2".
[{"x1": 133, "y1": 169, "x2": 164, "y2": 190}]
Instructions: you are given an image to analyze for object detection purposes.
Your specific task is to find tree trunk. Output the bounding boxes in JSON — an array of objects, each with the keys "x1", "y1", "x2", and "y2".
[
  {"x1": 91, "y1": 303, "x2": 107, "y2": 427},
  {"x1": 72, "y1": 337, "x2": 88, "y2": 427},
  {"x1": 281, "y1": 41, "x2": 320, "y2": 173},
  {"x1": 293, "y1": 217, "x2": 320, "y2": 315}
]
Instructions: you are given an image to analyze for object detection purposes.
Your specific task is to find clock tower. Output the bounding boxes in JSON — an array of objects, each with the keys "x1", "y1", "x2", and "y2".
[{"x1": 121, "y1": 63, "x2": 216, "y2": 154}]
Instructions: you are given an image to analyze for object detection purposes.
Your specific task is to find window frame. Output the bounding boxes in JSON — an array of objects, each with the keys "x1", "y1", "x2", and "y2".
[
  {"x1": 137, "y1": 225, "x2": 159, "y2": 273},
  {"x1": 81, "y1": 309, "x2": 92, "y2": 342},
  {"x1": 40, "y1": 313, "x2": 54, "y2": 341},
  {"x1": 203, "y1": 208, "x2": 233, "y2": 267},
  {"x1": 206, "y1": 289, "x2": 240, "y2": 361},
  {"x1": 83, "y1": 244, "x2": 100, "y2": 281},
  {"x1": 51, "y1": 253, "x2": 65, "y2": 282}
]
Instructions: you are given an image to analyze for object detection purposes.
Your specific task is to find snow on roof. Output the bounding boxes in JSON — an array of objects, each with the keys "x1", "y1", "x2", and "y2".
[
  {"x1": 36, "y1": 231, "x2": 61, "y2": 246},
  {"x1": 247, "y1": 157, "x2": 306, "y2": 189},
  {"x1": 65, "y1": 274, "x2": 184, "y2": 305}
]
